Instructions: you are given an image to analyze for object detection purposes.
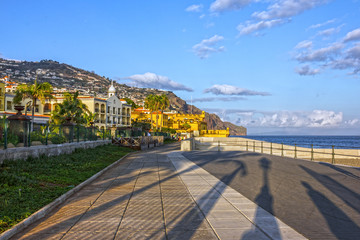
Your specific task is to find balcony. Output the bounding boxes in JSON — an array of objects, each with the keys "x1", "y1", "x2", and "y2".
[
  {"x1": 95, "y1": 108, "x2": 99, "y2": 113},
  {"x1": 101, "y1": 110, "x2": 105, "y2": 113},
  {"x1": 101, "y1": 120, "x2": 105, "y2": 124}
]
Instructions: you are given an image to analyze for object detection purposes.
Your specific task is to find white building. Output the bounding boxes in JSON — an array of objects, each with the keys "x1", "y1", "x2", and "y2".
[{"x1": 106, "y1": 81, "x2": 131, "y2": 128}]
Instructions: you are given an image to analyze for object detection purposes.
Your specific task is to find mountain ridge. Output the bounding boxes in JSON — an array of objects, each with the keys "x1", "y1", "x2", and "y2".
[{"x1": 0, "y1": 58, "x2": 246, "y2": 135}]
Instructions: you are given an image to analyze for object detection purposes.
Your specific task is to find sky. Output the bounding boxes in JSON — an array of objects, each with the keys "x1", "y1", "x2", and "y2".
[{"x1": 0, "y1": 0, "x2": 359, "y2": 135}]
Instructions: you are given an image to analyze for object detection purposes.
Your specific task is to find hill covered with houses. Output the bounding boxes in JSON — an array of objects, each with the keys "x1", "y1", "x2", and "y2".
[{"x1": 0, "y1": 58, "x2": 246, "y2": 135}]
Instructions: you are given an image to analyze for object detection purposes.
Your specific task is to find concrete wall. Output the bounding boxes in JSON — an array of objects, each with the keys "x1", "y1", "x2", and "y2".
[
  {"x1": 181, "y1": 138, "x2": 194, "y2": 151},
  {"x1": 0, "y1": 140, "x2": 111, "y2": 164}
]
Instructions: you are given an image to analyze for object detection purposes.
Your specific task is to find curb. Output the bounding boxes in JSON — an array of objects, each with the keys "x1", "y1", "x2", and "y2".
[{"x1": 0, "y1": 152, "x2": 133, "y2": 240}]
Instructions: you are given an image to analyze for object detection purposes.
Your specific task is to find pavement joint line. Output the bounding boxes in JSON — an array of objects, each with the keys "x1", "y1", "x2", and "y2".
[
  {"x1": 166, "y1": 155, "x2": 221, "y2": 240},
  {"x1": 157, "y1": 154, "x2": 169, "y2": 240},
  {"x1": 168, "y1": 151, "x2": 308, "y2": 240},
  {"x1": 60, "y1": 153, "x2": 138, "y2": 240},
  {"x1": 112, "y1": 159, "x2": 145, "y2": 240},
  {"x1": 0, "y1": 152, "x2": 134, "y2": 240}
]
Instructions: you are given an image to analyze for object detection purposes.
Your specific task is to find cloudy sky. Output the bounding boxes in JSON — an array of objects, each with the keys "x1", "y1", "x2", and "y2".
[{"x1": 1, "y1": 0, "x2": 359, "y2": 135}]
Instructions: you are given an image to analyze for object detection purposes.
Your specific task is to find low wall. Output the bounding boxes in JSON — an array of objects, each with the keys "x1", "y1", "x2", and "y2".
[
  {"x1": 181, "y1": 138, "x2": 194, "y2": 151},
  {"x1": 193, "y1": 137, "x2": 360, "y2": 167},
  {"x1": 0, "y1": 140, "x2": 111, "y2": 164}
]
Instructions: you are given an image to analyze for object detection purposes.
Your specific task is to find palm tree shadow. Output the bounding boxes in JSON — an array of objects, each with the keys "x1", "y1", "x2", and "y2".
[
  {"x1": 302, "y1": 181, "x2": 360, "y2": 240},
  {"x1": 242, "y1": 157, "x2": 281, "y2": 240},
  {"x1": 318, "y1": 162, "x2": 360, "y2": 180},
  {"x1": 300, "y1": 165, "x2": 360, "y2": 213}
]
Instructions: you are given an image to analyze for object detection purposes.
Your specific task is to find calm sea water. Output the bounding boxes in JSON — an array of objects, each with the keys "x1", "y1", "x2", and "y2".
[{"x1": 231, "y1": 136, "x2": 360, "y2": 149}]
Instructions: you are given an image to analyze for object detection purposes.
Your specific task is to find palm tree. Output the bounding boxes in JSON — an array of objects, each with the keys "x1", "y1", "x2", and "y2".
[
  {"x1": 154, "y1": 95, "x2": 161, "y2": 130},
  {"x1": 51, "y1": 91, "x2": 90, "y2": 125},
  {"x1": 13, "y1": 79, "x2": 54, "y2": 130},
  {"x1": 144, "y1": 94, "x2": 156, "y2": 130},
  {"x1": 159, "y1": 94, "x2": 170, "y2": 131}
]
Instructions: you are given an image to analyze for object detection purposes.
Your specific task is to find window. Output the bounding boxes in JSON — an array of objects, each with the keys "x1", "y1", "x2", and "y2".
[
  {"x1": 6, "y1": 101, "x2": 12, "y2": 110},
  {"x1": 113, "y1": 107, "x2": 115, "y2": 114},
  {"x1": 44, "y1": 103, "x2": 51, "y2": 112}
]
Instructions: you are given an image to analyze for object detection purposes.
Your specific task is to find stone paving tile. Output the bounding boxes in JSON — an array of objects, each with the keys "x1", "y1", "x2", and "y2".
[
  {"x1": 69, "y1": 220, "x2": 119, "y2": 232},
  {"x1": 217, "y1": 228, "x2": 270, "y2": 240},
  {"x1": 167, "y1": 229, "x2": 218, "y2": 240},
  {"x1": 114, "y1": 229, "x2": 166, "y2": 240},
  {"x1": 62, "y1": 231, "x2": 116, "y2": 240},
  {"x1": 17, "y1": 232, "x2": 65, "y2": 240}
]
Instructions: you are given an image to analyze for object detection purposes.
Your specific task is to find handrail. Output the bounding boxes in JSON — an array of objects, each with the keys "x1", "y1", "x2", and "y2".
[{"x1": 195, "y1": 139, "x2": 360, "y2": 167}]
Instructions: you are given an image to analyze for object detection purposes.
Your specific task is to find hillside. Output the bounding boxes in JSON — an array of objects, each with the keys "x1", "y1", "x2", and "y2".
[{"x1": 0, "y1": 58, "x2": 246, "y2": 135}]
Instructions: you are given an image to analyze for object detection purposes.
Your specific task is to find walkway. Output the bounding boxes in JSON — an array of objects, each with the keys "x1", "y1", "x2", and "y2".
[
  {"x1": 183, "y1": 150, "x2": 360, "y2": 240},
  {"x1": 11, "y1": 144, "x2": 305, "y2": 240}
]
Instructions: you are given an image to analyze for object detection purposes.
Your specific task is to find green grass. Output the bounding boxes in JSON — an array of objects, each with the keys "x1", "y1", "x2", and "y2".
[
  {"x1": 0, "y1": 144, "x2": 134, "y2": 233},
  {"x1": 164, "y1": 138, "x2": 179, "y2": 144}
]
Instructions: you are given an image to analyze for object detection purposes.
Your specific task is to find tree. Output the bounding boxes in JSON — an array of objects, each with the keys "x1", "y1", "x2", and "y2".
[
  {"x1": 144, "y1": 94, "x2": 156, "y2": 130},
  {"x1": 158, "y1": 94, "x2": 170, "y2": 131},
  {"x1": 123, "y1": 97, "x2": 139, "y2": 109},
  {"x1": 50, "y1": 91, "x2": 90, "y2": 125},
  {"x1": 13, "y1": 79, "x2": 54, "y2": 130}
]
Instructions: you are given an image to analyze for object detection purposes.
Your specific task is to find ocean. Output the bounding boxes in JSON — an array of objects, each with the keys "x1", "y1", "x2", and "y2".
[{"x1": 231, "y1": 136, "x2": 360, "y2": 149}]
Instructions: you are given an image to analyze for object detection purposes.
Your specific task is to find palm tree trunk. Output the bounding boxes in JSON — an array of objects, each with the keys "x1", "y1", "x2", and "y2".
[
  {"x1": 160, "y1": 111, "x2": 163, "y2": 132},
  {"x1": 156, "y1": 112, "x2": 159, "y2": 131},
  {"x1": 150, "y1": 112, "x2": 153, "y2": 130}
]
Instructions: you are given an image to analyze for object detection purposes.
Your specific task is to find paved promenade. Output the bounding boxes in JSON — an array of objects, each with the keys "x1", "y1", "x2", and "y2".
[
  {"x1": 10, "y1": 144, "x2": 305, "y2": 240},
  {"x1": 183, "y1": 151, "x2": 360, "y2": 240}
]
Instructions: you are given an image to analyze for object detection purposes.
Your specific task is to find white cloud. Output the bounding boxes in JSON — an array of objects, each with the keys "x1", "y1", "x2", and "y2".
[
  {"x1": 237, "y1": 19, "x2": 289, "y2": 35},
  {"x1": 187, "y1": 96, "x2": 247, "y2": 103},
  {"x1": 204, "y1": 84, "x2": 270, "y2": 96},
  {"x1": 295, "y1": 42, "x2": 344, "y2": 62},
  {"x1": 343, "y1": 28, "x2": 360, "y2": 42},
  {"x1": 122, "y1": 72, "x2": 193, "y2": 92},
  {"x1": 210, "y1": 0, "x2": 251, "y2": 12},
  {"x1": 317, "y1": 27, "x2": 337, "y2": 37},
  {"x1": 345, "y1": 119, "x2": 360, "y2": 126},
  {"x1": 252, "y1": 0, "x2": 329, "y2": 20},
  {"x1": 235, "y1": 110, "x2": 343, "y2": 128},
  {"x1": 192, "y1": 35, "x2": 225, "y2": 59},
  {"x1": 295, "y1": 40, "x2": 313, "y2": 49},
  {"x1": 186, "y1": 4, "x2": 203, "y2": 12},
  {"x1": 295, "y1": 65, "x2": 321, "y2": 75},
  {"x1": 308, "y1": 19, "x2": 336, "y2": 29},
  {"x1": 293, "y1": 28, "x2": 360, "y2": 75}
]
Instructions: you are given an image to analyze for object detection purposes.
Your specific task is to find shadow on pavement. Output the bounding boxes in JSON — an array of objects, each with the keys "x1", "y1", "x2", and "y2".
[
  {"x1": 300, "y1": 166, "x2": 360, "y2": 214},
  {"x1": 242, "y1": 157, "x2": 280, "y2": 240},
  {"x1": 302, "y1": 181, "x2": 360, "y2": 240},
  {"x1": 318, "y1": 162, "x2": 360, "y2": 180}
]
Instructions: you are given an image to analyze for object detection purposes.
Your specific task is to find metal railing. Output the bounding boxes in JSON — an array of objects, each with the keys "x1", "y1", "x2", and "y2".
[
  {"x1": 0, "y1": 119, "x2": 112, "y2": 150},
  {"x1": 195, "y1": 139, "x2": 360, "y2": 167}
]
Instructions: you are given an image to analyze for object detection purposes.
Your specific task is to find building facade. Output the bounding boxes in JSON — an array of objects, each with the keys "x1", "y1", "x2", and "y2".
[
  {"x1": 0, "y1": 82, "x2": 132, "y2": 128},
  {"x1": 0, "y1": 81, "x2": 4, "y2": 111}
]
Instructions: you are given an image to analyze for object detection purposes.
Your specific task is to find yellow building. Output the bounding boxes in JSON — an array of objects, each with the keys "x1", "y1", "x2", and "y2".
[
  {"x1": 132, "y1": 108, "x2": 230, "y2": 137},
  {"x1": 0, "y1": 81, "x2": 4, "y2": 111}
]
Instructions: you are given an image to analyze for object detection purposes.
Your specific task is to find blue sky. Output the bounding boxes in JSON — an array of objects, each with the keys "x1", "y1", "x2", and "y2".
[{"x1": 1, "y1": 0, "x2": 359, "y2": 135}]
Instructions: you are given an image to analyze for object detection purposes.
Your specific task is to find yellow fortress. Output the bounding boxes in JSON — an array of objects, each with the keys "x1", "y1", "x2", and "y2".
[{"x1": 131, "y1": 108, "x2": 229, "y2": 137}]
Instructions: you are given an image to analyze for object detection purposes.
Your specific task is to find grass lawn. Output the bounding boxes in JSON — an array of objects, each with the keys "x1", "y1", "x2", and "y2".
[
  {"x1": 164, "y1": 138, "x2": 179, "y2": 144},
  {"x1": 0, "y1": 144, "x2": 134, "y2": 234}
]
